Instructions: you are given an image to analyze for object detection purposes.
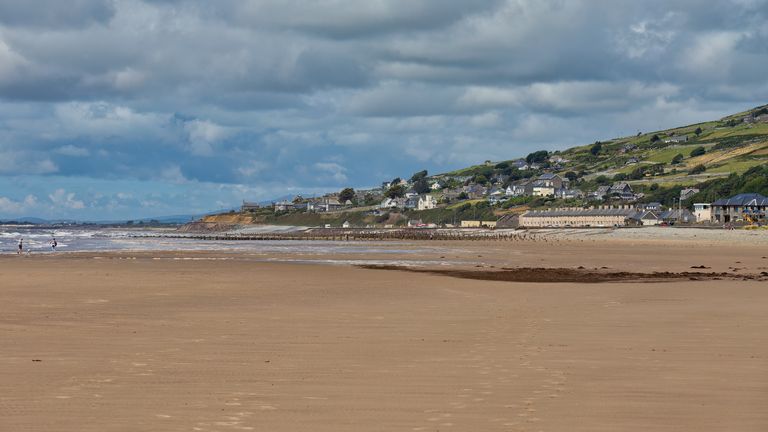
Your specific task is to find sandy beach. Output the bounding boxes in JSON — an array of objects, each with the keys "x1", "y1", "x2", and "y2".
[{"x1": 2, "y1": 233, "x2": 767, "y2": 431}]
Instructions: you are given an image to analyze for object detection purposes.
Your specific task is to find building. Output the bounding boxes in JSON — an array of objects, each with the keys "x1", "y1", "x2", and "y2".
[
  {"x1": 531, "y1": 181, "x2": 556, "y2": 197},
  {"x1": 417, "y1": 195, "x2": 437, "y2": 210},
  {"x1": 274, "y1": 200, "x2": 294, "y2": 212},
  {"x1": 380, "y1": 197, "x2": 406, "y2": 209},
  {"x1": 460, "y1": 220, "x2": 497, "y2": 228},
  {"x1": 644, "y1": 202, "x2": 662, "y2": 211},
  {"x1": 506, "y1": 184, "x2": 526, "y2": 197},
  {"x1": 711, "y1": 193, "x2": 768, "y2": 224},
  {"x1": 664, "y1": 135, "x2": 689, "y2": 143},
  {"x1": 680, "y1": 188, "x2": 700, "y2": 202},
  {"x1": 556, "y1": 189, "x2": 583, "y2": 200},
  {"x1": 519, "y1": 206, "x2": 638, "y2": 228},
  {"x1": 627, "y1": 210, "x2": 661, "y2": 226},
  {"x1": 241, "y1": 201, "x2": 260, "y2": 212},
  {"x1": 609, "y1": 182, "x2": 635, "y2": 201},
  {"x1": 659, "y1": 209, "x2": 696, "y2": 224},
  {"x1": 693, "y1": 203, "x2": 711, "y2": 223},
  {"x1": 342, "y1": 221, "x2": 351, "y2": 228}
]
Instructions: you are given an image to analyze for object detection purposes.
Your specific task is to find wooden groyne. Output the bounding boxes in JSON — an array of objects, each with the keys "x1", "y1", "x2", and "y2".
[{"x1": 138, "y1": 228, "x2": 544, "y2": 242}]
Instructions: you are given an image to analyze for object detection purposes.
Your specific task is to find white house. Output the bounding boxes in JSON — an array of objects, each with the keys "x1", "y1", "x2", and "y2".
[
  {"x1": 693, "y1": 203, "x2": 711, "y2": 223},
  {"x1": 417, "y1": 195, "x2": 437, "y2": 210}
]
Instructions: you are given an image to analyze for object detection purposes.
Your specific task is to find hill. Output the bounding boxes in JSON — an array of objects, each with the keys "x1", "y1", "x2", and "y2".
[{"x1": 199, "y1": 104, "x2": 768, "y2": 228}]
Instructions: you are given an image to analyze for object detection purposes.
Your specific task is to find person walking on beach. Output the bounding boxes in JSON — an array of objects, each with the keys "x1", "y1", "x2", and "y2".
[
  {"x1": 50, "y1": 237, "x2": 57, "y2": 252},
  {"x1": 18, "y1": 238, "x2": 23, "y2": 255}
]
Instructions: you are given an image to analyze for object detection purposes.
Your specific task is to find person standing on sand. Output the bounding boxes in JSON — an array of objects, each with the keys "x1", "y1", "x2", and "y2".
[{"x1": 18, "y1": 238, "x2": 23, "y2": 255}]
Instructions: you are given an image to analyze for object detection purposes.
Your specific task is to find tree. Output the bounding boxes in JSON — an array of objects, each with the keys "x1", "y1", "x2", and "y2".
[
  {"x1": 650, "y1": 183, "x2": 659, "y2": 191},
  {"x1": 473, "y1": 175, "x2": 489, "y2": 185},
  {"x1": 595, "y1": 175, "x2": 610, "y2": 185},
  {"x1": 410, "y1": 170, "x2": 428, "y2": 182},
  {"x1": 339, "y1": 188, "x2": 355, "y2": 204},
  {"x1": 671, "y1": 154, "x2": 684, "y2": 165},
  {"x1": 564, "y1": 171, "x2": 578, "y2": 182},
  {"x1": 650, "y1": 134, "x2": 660, "y2": 143},
  {"x1": 613, "y1": 173, "x2": 628, "y2": 181},
  {"x1": 413, "y1": 178, "x2": 430, "y2": 194},
  {"x1": 457, "y1": 192, "x2": 469, "y2": 200},
  {"x1": 384, "y1": 184, "x2": 405, "y2": 198},
  {"x1": 690, "y1": 146, "x2": 706, "y2": 157},
  {"x1": 689, "y1": 164, "x2": 706, "y2": 175},
  {"x1": 525, "y1": 150, "x2": 549, "y2": 164},
  {"x1": 495, "y1": 162, "x2": 509, "y2": 170},
  {"x1": 694, "y1": 127, "x2": 703, "y2": 136},
  {"x1": 590, "y1": 141, "x2": 603, "y2": 156}
]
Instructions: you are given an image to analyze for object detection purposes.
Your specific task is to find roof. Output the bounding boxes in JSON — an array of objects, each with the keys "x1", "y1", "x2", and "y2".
[
  {"x1": 522, "y1": 208, "x2": 637, "y2": 218},
  {"x1": 539, "y1": 173, "x2": 559, "y2": 180},
  {"x1": 712, "y1": 193, "x2": 768, "y2": 207}
]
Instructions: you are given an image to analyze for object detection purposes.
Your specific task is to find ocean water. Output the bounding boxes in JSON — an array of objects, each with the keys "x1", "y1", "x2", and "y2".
[{"x1": 0, "y1": 226, "x2": 431, "y2": 257}]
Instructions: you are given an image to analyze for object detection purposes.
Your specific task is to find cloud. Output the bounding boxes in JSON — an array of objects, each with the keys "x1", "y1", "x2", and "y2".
[
  {"x1": 48, "y1": 189, "x2": 85, "y2": 209},
  {"x1": 313, "y1": 162, "x2": 348, "y2": 183},
  {"x1": 0, "y1": 0, "x2": 115, "y2": 28},
  {"x1": 0, "y1": 194, "x2": 37, "y2": 214}
]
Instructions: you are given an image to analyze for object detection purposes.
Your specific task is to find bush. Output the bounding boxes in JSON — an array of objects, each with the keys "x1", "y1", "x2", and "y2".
[
  {"x1": 671, "y1": 154, "x2": 684, "y2": 165},
  {"x1": 689, "y1": 146, "x2": 706, "y2": 157},
  {"x1": 689, "y1": 164, "x2": 706, "y2": 175}
]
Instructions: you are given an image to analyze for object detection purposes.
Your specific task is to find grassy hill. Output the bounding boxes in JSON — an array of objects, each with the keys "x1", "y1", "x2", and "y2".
[{"x1": 202, "y1": 104, "x2": 768, "y2": 227}]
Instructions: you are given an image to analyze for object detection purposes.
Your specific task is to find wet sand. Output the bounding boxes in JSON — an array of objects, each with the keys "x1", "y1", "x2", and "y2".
[{"x1": 1, "y1": 239, "x2": 767, "y2": 431}]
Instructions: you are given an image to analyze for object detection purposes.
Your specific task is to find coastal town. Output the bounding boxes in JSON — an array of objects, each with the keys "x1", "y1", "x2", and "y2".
[
  {"x1": 239, "y1": 156, "x2": 766, "y2": 230},
  {"x1": 229, "y1": 106, "x2": 768, "y2": 231}
]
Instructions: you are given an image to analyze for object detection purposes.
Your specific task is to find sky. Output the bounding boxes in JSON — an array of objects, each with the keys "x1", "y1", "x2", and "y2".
[{"x1": 1, "y1": 0, "x2": 767, "y2": 220}]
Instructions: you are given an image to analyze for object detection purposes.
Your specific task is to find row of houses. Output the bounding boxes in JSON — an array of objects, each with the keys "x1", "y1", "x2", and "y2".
[{"x1": 518, "y1": 205, "x2": 696, "y2": 228}]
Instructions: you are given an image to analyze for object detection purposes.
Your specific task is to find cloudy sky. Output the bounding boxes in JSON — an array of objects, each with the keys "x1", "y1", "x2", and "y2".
[{"x1": 1, "y1": 0, "x2": 767, "y2": 219}]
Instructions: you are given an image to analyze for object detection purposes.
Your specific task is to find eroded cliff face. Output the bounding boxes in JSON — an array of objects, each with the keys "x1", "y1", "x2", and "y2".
[{"x1": 177, "y1": 213, "x2": 258, "y2": 232}]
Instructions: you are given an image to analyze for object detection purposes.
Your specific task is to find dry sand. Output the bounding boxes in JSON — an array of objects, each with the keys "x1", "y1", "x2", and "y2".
[{"x1": 1, "y1": 237, "x2": 767, "y2": 431}]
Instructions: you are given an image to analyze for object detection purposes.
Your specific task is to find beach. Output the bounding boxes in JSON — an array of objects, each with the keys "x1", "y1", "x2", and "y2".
[{"x1": 1, "y1": 231, "x2": 767, "y2": 431}]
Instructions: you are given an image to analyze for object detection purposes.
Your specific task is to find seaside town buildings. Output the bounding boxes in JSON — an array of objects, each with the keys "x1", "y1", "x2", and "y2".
[{"x1": 711, "y1": 193, "x2": 768, "y2": 224}]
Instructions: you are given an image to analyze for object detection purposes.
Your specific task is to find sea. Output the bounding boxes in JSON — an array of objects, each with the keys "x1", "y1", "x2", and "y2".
[{"x1": 0, "y1": 225, "x2": 449, "y2": 265}]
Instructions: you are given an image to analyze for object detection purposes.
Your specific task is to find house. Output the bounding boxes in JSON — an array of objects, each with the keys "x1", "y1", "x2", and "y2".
[
  {"x1": 506, "y1": 184, "x2": 527, "y2": 197},
  {"x1": 591, "y1": 185, "x2": 612, "y2": 200},
  {"x1": 680, "y1": 188, "x2": 700, "y2": 202},
  {"x1": 531, "y1": 180, "x2": 555, "y2": 197},
  {"x1": 430, "y1": 181, "x2": 444, "y2": 191},
  {"x1": 555, "y1": 189, "x2": 583, "y2": 200},
  {"x1": 620, "y1": 143, "x2": 638, "y2": 154},
  {"x1": 488, "y1": 188, "x2": 506, "y2": 205},
  {"x1": 644, "y1": 202, "x2": 663, "y2": 211},
  {"x1": 549, "y1": 155, "x2": 570, "y2": 164},
  {"x1": 511, "y1": 159, "x2": 529, "y2": 170},
  {"x1": 417, "y1": 195, "x2": 437, "y2": 210},
  {"x1": 693, "y1": 203, "x2": 711, "y2": 223},
  {"x1": 318, "y1": 197, "x2": 343, "y2": 212},
  {"x1": 380, "y1": 197, "x2": 406, "y2": 209},
  {"x1": 241, "y1": 201, "x2": 260, "y2": 212},
  {"x1": 342, "y1": 221, "x2": 351, "y2": 228},
  {"x1": 463, "y1": 183, "x2": 487, "y2": 199},
  {"x1": 711, "y1": 193, "x2": 768, "y2": 224},
  {"x1": 664, "y1": 135, "x2": 689, "y2": 143},
  {"x1": 460, "y1": 220, "x2": 497, "y2": 228},
  {"x1": 274, "y1": 200, "x2": 294, "y2": 212},
  {"x1": 537, "y1": 173, "x2": 566, "y2": 189},
  {"x1": 660, "y1": 208, "x2": 696, "y2": 224},
  {"x1": 627, "y1": 210, "x2": 661, "y2": 226},
  {"x1": 404, "y1": 190, "x2": 419, "y2": 199},
  {"x1": 609, "y1": 182, "x2": 635, "y2": 200}
]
